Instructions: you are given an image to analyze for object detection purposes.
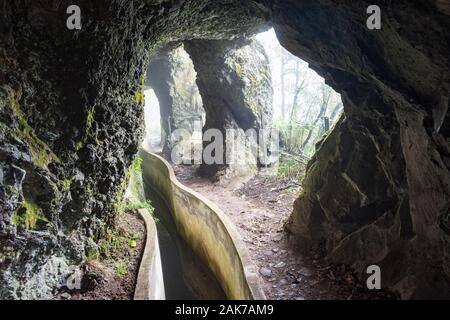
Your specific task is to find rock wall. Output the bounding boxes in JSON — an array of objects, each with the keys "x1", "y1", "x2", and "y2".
[
  {"x1": 185, "y1": 38, "x2": 274, "y2": 181},
  {"x1": 0, "y1": 0, "x2": 448, "y2": 299},
  {"x1": 0, "y1": 1, "x2": 149, "y2": 299},
  {"x1": 271, "y1": 1, "x2": 450, "y2": 298},
  {"x1": 146, "y1": 45, "x2": 204, "y2": 156},
  {"x1": 0, "y1": 0, "x2": 266, "y2": 299}
]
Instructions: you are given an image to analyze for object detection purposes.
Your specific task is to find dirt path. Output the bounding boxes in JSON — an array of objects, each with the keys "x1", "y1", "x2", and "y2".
[
  {"x1": 174, "y1": 165, "x2": 395, "y2": 300},
  {"x1": 55, "y1": 210, "x2": 146, "y2": 300}
]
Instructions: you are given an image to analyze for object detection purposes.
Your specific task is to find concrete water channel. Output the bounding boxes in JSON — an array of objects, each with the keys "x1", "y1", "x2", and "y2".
[
  {"x1": 140, "y1": 148, "x2": 265, "y2": 300},
  {"x1": 144, "y1": 184, "x2": 226, "y2": 299}
]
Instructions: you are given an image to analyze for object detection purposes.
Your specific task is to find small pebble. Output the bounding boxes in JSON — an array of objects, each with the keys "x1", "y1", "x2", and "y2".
[{"x1": 259, "y1": 267, "x2": 272, "y2": 277}]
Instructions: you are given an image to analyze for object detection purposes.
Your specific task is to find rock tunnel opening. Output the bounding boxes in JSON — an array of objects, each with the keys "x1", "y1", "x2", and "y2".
[
  {"x1": 1, "y1": 1, "x2": 449, "y2": 300},
  {"x1": 140, "y1": 28, "x2": 360, "y2": 300}
]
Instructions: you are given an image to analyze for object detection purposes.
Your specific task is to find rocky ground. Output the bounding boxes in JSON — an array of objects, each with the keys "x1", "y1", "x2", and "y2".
[
  {"x1": 174, "y1": 164, "x2": 397, "y2": 300},
  {"x1": 54, "y1": 211, "x2": 145, "y2": 300}
]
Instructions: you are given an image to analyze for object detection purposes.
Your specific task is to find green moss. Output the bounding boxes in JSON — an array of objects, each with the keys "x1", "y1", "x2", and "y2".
[
  {"x1": 84, "y1": 107, "x2": 101, "y2": 145},
  {"x1": 49, "y1": 181, "x2": 63, "y2": 210},
  {"x1": 62, "y1": 178, "x2": 73, "y2": 190},
  {"x1": 50, "y1": 175, "x2": 76, "y2": 210},
  {"x1": 132, "y1": 90, "x2": 145, "y2": 106},
  {"x1": 131, "y1": 72, "x2": 147, "y2": 107},
  {"x1": 7, "y1": 91, "x2": 60, "y2": 169},
  {"x1": 111, "y1": 155, "x2": 156, "y2": 221},
  {"x1": 261, "y1": 65, "x2": 271, "y2": 82},
  {"x1": 11, "y1": 200, "x2": 48, "y2": 230},
  {"x1": 86, "y1": 248, "x2": 100, "y2": 262},
  {"x1": 112, "y1": 167, "x2": 132, "y2": 215},
  {"x1": 94, "y1": 129, "x2": 101, "y2": 145},
  {"x1": 85, "y1": 107, "x2": 95, "y2": 133},
  {"x1": 74, "y1": 141, "x2": 83, "y2": 151}
]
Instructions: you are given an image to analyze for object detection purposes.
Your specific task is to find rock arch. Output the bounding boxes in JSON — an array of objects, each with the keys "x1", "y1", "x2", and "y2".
[{"x1": 184, "y1": 37, "x2": 274, "y2": 181}]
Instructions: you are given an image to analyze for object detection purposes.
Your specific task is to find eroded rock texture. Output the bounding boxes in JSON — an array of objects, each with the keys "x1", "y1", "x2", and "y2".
[
  {"x1": 0, "y1": 0, "x2": 448, "y2": 299},
  {"x1": 0, "y1": 1, "x2": 148, "y2": 299},
  {"x1": 274, "y1": 1, "x2": 450, "y2": 298},
  {"x1": 0, "y1": 0, "x2": 265, "y2": 299},
  {"x1": 146, "y1": 45, "x2": 204, "y2": 156},
  {"x1": 185, "y1": 38, "x2": 274, "y2": 181}
]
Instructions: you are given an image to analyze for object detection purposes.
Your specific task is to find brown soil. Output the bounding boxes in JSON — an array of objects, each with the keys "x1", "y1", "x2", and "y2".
[
  {"x1": 174, "y1": 164, "x2": 396, "y2": 300},
  {"x1": 55, "y1": 210, "x2": 146, "y2": 300}
]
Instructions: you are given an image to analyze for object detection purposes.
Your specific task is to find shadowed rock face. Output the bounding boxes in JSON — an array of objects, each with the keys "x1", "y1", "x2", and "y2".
[
  {"x1": 272, "y1": 1, "x2": 450, "y2": 298},
  {"x1": 146, "y1": 45, "x2": 204, "y2": 156},
  {"x1": 184, "y1": 38, "x2": 274, "y2": 181},
  {"x1": 0, "y1": 0, "x2": 448, "y2": 299}
]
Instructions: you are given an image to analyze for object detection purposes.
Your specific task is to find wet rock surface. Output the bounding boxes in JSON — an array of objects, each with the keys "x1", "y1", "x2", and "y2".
[{"x1": 0, "y1": 0, "x2": 448, "y2": 298}]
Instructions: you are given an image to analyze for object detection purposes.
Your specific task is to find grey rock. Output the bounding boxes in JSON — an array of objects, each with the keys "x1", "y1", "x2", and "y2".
[
  {"x1": 259, "y1": 267, "x2": 272, "y2": 277},
  {"x1": 298, "y1": 267, "x2": 313, "y2": 277}
]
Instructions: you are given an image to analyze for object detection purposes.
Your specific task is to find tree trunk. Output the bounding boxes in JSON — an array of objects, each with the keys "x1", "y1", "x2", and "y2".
[{"x1": 280, "y1": 51, "x2": 286, "y2": 118}]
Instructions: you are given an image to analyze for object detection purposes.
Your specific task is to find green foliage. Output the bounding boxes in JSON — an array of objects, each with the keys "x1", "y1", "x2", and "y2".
[
  {"x1": 86, "y1": 107, "x2": 95, "y2": 133},
  {"x1": 112, "y1": 169, "x2": 132, "y2": 215},
  {"x1": 122, "y1": 156, "x2": 156, "y2": 218},
  {"x1": 11, "y1": 200, "x2": 48, "y2": 230},
  {"x1": 273, "y1": 98, "x2": 314, "y2": 183},
  {"x1": 113, "y1": 155, "x2": 156, "y2": 222},
  {"x1": 97, "y1": 227, "x2": 138, "y2": 277},
  {"x1": 114, "y1": 261, "x2": 128, "y2": 276},
  {"x1": 276, "y1": 154, "x2": 306, "y2": 183},
  {"x1": 274, "y1": 118, "x2": 312, "y2": 155},
  {"x1": 124, "y1": 198, "x2": 154, "y2": 214},
  {"x1": 86, "y1": 248, "x2": 100, "y2": 262},
  {"x1": 98, "y1": 228, "x2": 131, "y2": 258}
]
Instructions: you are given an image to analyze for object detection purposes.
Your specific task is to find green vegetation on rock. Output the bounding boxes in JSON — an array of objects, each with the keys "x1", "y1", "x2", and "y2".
[
  {"x1": 7, "y1": 90, "x2": 60, "y2": 169},
  {"x1": 62, "y1": 178, "x2": 73, "y2": 190},
  {"x1": 131, "y1": 73, "x2": 146, "y2": 106},
  {"x1": 132, "y1": 90, "x2": 145, "y2": 106},
  {"x1": 113, "y1": 155, "x2": 155, "y2": 217},
  {"x1": 84, "y1": 106, "x2": 100, "y2": 145},
  {"x1": 11, "y1": 200, "x2": 48, "y2": 230}
]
